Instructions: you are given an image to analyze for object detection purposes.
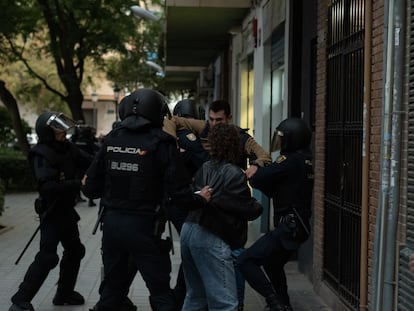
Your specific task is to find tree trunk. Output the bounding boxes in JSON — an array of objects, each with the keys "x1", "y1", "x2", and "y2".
[
  {"x1": 0, "y1": 80, "x2": 30, "y2": 157},
  {"x1": 65, "y1": 83, "x2": 85, "y2": 123}
]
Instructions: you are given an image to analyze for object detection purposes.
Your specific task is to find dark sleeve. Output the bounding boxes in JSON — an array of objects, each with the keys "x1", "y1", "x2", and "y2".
[
  {"x1": 71, "y1": 144, "x2": 94, "y2": 171},
  {"x1": 249, "y1": 159, "x2": 292, "y2": 197},
  {"x1": 82, "y1": 144, "x2": 106, "y2": 199},
  {"x1": 30, "y1": 153, "x2": 80, "y2": 200},
  {"x1": 177, "y1": 130, "x2": 210, "y2": 168}
]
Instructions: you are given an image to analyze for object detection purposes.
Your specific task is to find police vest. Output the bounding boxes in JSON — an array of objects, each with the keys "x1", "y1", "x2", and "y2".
[{"x1": 103, "y1": 128, "x2": 170, "y2": 204}]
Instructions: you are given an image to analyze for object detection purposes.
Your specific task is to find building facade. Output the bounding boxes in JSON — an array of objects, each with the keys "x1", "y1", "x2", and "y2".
[{"x1": 164, "y1": 0, "x2": 414, "y2": 310}]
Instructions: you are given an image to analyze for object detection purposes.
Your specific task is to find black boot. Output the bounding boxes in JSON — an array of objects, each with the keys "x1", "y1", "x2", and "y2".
[
  {"x1": 121, "y1": 297, "x2": 138, "y2": 311},
  {"x1": 8, "y1": 302, "x2": 34, "y2": 311},
  {"x1": 265, "y1": 293, "x2": 285, "y2": 311},
  {"x1": 149, "y1": 290, "x2": 178, "y2": 311},
  {"x1": 53, "y1": 290, "x2": 84, "y2": 305}
]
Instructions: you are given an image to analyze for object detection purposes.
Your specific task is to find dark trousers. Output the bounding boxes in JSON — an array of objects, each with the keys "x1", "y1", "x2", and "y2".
[
  {"x1": 12, "y1": 218, "x2": 84, "y2": 304},
  {"x1": 97, "y1": 211, "x2": 174, "y2": 311},
  {"x1": 166, "y1": 203, "x2": 187, "y2": 286},
  {"x1": 237, "y1": 225, "x2": 296, "y2": 306},
  {"x1": 97, "y1": 204, "x2": 188, "y2": 309}
]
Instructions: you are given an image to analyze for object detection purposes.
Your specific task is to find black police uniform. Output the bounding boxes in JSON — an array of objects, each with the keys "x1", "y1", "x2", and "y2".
[
  {"x1": 71, "y1": 126, "x2": 100, "y2": 206},
  {"x1": 10, "y1": 112, "x2": 92, "y2": 311},
  {"x1": 83, "y1": 89, "x2": 201, "y2": 311},
  {"x1": 237, "y1": 118, "x2": 314, "y2": 311}
]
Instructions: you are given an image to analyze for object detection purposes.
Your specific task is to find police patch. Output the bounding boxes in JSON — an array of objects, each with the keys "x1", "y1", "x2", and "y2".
[
  {"x1": 276, "y1": 155, "x2": 287, "y2": 163},
  {"x1": 186, "y1": 133, "x2": 197, "y2": 141}
]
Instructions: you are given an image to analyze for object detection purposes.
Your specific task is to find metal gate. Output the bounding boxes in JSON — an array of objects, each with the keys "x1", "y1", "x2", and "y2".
[{"x1": 323, "y1": 0, "x2": 364, "y2": 308}]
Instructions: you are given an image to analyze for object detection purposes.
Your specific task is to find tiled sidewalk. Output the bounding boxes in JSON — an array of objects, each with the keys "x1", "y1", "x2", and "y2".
[{"x1": 0, "y1": 192, "x2": 331, "y2": 311}]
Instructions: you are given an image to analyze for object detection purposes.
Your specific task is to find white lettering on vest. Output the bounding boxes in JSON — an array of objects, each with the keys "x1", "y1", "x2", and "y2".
[
  {"x1": 107, "y1": 146, "x2": 143, "y2": 154},
  {"x1": 110, "y1": 161, "x2": 139, "y2": 172}
]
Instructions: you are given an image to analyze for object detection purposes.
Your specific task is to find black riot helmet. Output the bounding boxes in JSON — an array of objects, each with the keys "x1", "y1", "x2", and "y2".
[
  {"x1": 118, "y1": 89, "x2": 166, "y2": 128},
  {"x1": 173, "y1": 99, "x2": 199, "y2": 119},
  {"x1": 35, "y1": 111, "x2": 77, "y2": 143},
  {"x1": 270, "y1": 118, "x2": 311, "y2": 153}
]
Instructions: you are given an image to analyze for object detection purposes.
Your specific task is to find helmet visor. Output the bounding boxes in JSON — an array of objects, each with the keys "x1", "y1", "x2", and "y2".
[
  {"x1": 270, "y1": 130, "x2": 283, "y2": 152},
  {"x1": 46, "y1": 113, "x2": 77, "y2": 132}
]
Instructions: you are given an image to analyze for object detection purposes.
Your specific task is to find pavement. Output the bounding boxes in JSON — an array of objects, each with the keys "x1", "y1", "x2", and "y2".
[{"x1": 0, "y1": 192, "x2": 332, "y2": 311}]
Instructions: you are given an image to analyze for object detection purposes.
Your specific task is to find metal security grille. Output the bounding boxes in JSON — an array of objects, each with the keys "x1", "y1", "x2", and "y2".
[
  {"x1": 398, "y1": 1, "x2": 414, "y2": 309},
  {"x1": 323, "y1": 0, "x2": 364, "y2": 308}
]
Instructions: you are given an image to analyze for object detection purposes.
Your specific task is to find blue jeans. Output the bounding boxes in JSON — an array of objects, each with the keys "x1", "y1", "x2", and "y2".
[
  {"x1": 231, "y1": 248, "x2": 246, "y2": 305},
  {"x1": 180, "y1": 222, "x2": 238, "y2": 311}
]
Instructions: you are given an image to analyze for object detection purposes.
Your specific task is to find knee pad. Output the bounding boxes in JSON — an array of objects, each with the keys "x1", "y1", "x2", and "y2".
[{"x1": 35, "y1": 251, "x2": 59, "y2": 269}]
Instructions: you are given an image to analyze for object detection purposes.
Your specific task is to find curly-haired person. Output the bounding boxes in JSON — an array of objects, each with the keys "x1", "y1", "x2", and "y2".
[{"x1": 180, "y1": 123, "x2": 263, "y2": 311}]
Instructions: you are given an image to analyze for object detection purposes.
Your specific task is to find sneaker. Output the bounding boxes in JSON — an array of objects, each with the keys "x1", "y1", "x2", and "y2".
[
  {"x1": 9, "y1": 302, "x2": 34, "y2": 311},
  {"x1": 53, "y1": 290, "x2": 84, "y2": 305}
]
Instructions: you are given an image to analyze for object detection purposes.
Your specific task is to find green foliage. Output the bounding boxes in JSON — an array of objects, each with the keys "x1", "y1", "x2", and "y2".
[
  {"x1": 0, "y1": 148, "x2": 36, "y2": 193},
  {"x1": 0, "y1": 106, "x2": 31, "y2": 147},
  {"x1": 0, "y1": 0, "x2": 165, "y2": 121},
  {"x1": 3, "y1": 60, "x2": 68, "y2": 114},
  {"x1": 104, "y1": 4, "x2": 166, "y2": 91}
]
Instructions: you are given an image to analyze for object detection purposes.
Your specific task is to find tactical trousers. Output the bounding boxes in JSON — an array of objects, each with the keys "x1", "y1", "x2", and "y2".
[
  {"x1": 237, "y1": 225, "x2": 295, "y2": 306},
  {"x1": 12, "y1": 218, "x2": 84, "y2": 304},
  {"x1": 96, "y1": 211, "x2": 175, "y2": 311}
]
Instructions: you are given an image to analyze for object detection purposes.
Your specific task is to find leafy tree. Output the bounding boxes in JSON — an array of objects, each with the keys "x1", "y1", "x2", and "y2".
[
  {"x1": 0, "y1": 0, "x2": 164, "y2": 121},
  {"x1": 0, "y1": 106, "x2": 31, "y2": 148},
  {"x1": 105, "y1": 10, "x2": 165, "y2": 92},
  {"x1": 0, "y1": 81, "x2": 31, "y2": 155}
]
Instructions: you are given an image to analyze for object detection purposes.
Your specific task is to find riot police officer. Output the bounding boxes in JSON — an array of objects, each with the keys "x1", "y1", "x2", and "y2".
[
  {"x1": 82, "y1": 89, "x2": 210, "y2": 311},
  {"x1": 237, "y1": 118, "x2": 314, "y2": 311},
  {"x1": 10, "y1": 112, "x2": 92, "y2": 311}
]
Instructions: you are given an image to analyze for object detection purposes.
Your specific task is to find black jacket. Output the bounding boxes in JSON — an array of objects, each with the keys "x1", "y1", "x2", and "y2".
[
  {"x1": 187, "y1": 159, "x2": 263, "y2": 249},
  {"x1": 29, "y1": 140, "x2": 92, "y2": 221}
]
